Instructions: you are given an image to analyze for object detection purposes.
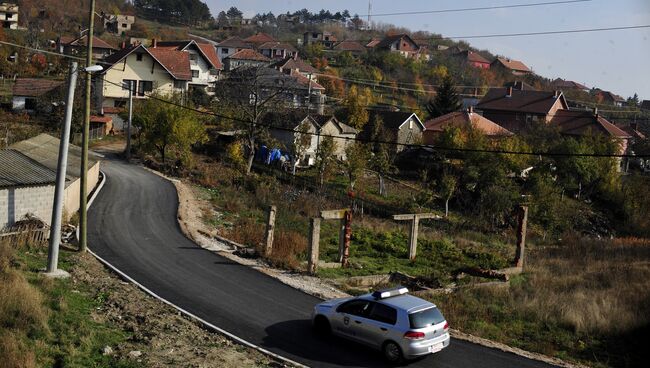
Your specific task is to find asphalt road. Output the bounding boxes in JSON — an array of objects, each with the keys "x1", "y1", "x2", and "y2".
[{"x1": 88, "y1": 158, "x2": 556, "y2": 368}]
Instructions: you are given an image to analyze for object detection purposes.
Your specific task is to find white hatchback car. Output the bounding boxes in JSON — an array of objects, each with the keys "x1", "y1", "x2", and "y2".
[{"x1": 311, "y1": 287, "x2": 450, "y2": 363}]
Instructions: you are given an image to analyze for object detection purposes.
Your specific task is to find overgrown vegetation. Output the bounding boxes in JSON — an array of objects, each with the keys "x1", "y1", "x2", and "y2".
[{"x1": 0, "y1": 237, "x2": 139, "y2": 368}]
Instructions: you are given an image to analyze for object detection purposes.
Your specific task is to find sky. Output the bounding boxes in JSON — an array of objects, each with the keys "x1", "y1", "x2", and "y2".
[{"x1": 205, "y1": 0, "x2": 650, "y2": 101}]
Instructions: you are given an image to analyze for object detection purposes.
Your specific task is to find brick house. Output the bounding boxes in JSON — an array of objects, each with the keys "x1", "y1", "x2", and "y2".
[
  {"x1": 423, "y1": 107, "x2": 513, "y2": 144},
  {"x1": 491, "y1": 57, "x2": 531, "y2": 76},
  {"x1": 453, "y1": 50, "x2": 491, "y2": 69}
]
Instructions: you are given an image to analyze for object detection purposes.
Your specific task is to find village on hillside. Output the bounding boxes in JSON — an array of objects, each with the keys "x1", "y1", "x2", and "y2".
[{"x1": 1, "y1": 1, "x2": 649, "y2": 367}]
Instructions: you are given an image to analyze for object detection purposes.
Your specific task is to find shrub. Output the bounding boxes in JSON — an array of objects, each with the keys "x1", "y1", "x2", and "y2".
[
  {"x1": 223, "y1": 217, "x2": 264, "y2": 248},
  {"x1": 260, "y1": 230, "x2": 307, "y2": 271}
]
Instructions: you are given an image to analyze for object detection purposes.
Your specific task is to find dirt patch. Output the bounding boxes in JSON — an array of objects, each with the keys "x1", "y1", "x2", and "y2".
[{"x1": 71, "y1": 252, "x2": 280, "y2": 367}]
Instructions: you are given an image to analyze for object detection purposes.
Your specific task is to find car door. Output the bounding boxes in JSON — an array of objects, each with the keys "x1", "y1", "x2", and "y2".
[
  {"x1": 363, "y1": 302, "x2": 398, "y2": 348},
  {"x1": 332, "y1": 299, "x2": 372, "y2": 343}
]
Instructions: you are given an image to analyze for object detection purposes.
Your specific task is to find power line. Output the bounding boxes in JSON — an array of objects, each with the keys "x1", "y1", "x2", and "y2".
[
  {"x1": 359, "y1": 0, "x2": 592, "y2": 17},
  {"x1": 98, "y1": 76, "x2": 648, "y2": 159}
]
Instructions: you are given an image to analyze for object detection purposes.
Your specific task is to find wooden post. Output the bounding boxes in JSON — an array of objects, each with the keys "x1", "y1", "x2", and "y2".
[
  {"x1": 264, "y1": 205, "x2": 276, "y2": 256},
  {"x1": 393, "y1": 213, "x2": 441, "y2": 261},
  {"x1": 514, "y1": 206, "x2": 528, "y2": 268},
  {"x1": 308, "y1": 217, "x2": 321, "y2": 275}
]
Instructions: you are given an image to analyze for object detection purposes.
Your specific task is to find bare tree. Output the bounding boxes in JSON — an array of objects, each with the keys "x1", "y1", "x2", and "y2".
[{"x1": 214, "y1": 67, "x2": 305, "y2": 174}]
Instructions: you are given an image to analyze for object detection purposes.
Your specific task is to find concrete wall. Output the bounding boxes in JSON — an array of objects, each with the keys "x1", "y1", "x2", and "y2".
[
  {"x1": 0, "y1": 185, "x2": 55, "y2": 229},
  {"x1": 320, "y1": 121, "x2": 355, "y2": 160},
  {"x1": 11, "y1": 96, "x2": 26, "y2": 110},
  {"x1": 62, "y1": 162, "x2": 100, "y2": 219}
]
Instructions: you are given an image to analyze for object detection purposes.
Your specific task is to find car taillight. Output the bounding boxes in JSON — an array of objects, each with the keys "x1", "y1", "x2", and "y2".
[
  {"x1": 444, "y1": 322, "x2": 449, "y2": 331},
  {"x1": 403, "y1": 331, "x2": 425, "y2": 340}
]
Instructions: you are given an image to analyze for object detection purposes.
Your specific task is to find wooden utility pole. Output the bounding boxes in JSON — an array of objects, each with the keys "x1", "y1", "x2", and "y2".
[
  {"x1": 307, "y1": 217, "x2": 321, "y2": 275},
  {"x1": 514, "y1": 206, "x2": 528, "y2": 268},
  {"x1": 264, "y1": 205, "x2": 276, "y2": 256},
  {"x1": 393, "y1": 213, "x2": 440, "y2": 260}
]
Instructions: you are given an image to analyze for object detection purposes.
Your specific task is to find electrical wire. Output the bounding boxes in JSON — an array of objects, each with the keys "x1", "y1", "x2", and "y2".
[
  {"x1": 98, "y1": 76, "x2": 648, "y2": 159},
  {"x1": 359, "y1": 0, "x2": 592, "y2": 17}
]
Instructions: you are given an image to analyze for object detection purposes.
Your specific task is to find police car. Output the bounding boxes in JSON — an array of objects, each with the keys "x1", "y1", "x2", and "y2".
[{"x1": 311, "y1": 287, "x2": 450, "y2": 363}]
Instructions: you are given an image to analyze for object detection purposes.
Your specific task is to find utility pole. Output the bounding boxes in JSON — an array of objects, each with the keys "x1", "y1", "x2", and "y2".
[
  {"x1": 126, "y1": 80, "x2": 133, "y2": 161},
  {"x1": 46, "y1": 62, "x2": 78, "y2": 277},
  {"x1": 79, "y1": 0, "x2": 95, "y2": 252},
  {"x1": 367, "y1": 0, "x2": 372, "y2": 30}
]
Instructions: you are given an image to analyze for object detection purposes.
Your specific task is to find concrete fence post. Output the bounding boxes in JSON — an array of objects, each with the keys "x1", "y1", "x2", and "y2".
[
  {"x1": 341, "y1": 211, "x2": 352, "y2": 268},
  {"x1": 514, "y1": 206, "x2": 528, "y2": 268},
  {"x1": 264, "y1": 205, "x2": 276, "y2": 256},
  {"x1": 307, "y1": 217, "x2": 321, "y2": 275},
  {"x1": 408, "y1": 216, "x2": 419, "y2": 261}
]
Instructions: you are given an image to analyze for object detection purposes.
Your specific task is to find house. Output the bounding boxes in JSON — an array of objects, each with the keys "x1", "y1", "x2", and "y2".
[
  {"x1": 0, "y1": 149, "x2": 56, "y2": 229},
  {"x1": 303, "y1": 31, "x2": 337, "y2": 48},
  {"x1": 423, "y1": 107, "x2": 513, "y2": 144},
  {"x1": 614, "y1": 122, "x2": 646, "y2": 142},
  {"x1": 58, "y1": 35, "x2": 116, "y2": 60},
  {"x1": 551, "y1": 78, "x2": 589, "y2": 92},
  {"x1": 102, "y1": 13, "x2": 135, "y2": 34},
  {"x1": 90, "y1": 115, "x2": 113, "y2": 136},
  {"x1": 362, "y1": 110, "x2": 425, "y2": 152},
  {"x1": 243, "y1": 32, "x2": 276, "y2": 46},
  {"x1": 12, "y1": 78, "x2": 64, "y2": 112},
  {"x1": 365, "y1": 38, "x2": 381, "y2": 48},
  {"x1": 453, "y1": 50, "x2": 491, "y2": 69},
  {"x1": 332, "y1": 40, "x2": 366, "y2": 55},
  {"x1": 0, "y1": 2, "x2": 18, "y2": 29},
  {"x1": 216, "y1": 37, "x2": 252, "y2": 61},
  {"x1": 491, "y1": 57, "x2": 531, "y2": 76},
  {"x1": 153, "y1": 40, "x2": 223, "y2": 93},
  {"x1": 96, "y1": 44, "x2": 191, "y2": 109},
  {"x1": 549, "y1": 110, "x2": 632, "y2": 156},
  {"x1": 641, "y1": 100, "x2": 650, "y2": 111},
  {"x1": 271, "y1": 56, "x2": 318, "y2": 80},
  {"x1": 503, "y1": 80, "x2": 537, "y2": 91},
  {"x1": 594, "y1": 89, "x2": 625, "y2": 107},
  {"x1": 475, "y1": 87, "x2": 568, "y2": 133},
  {"x1": 223, "y1": 49, "x2": 270, "y2": 71},
  {"x1": 10, "y1": 134, "x2": 100, "y2": 220},
  {"x1": 372, "y1": 34, "x2": 421, "y2": 59},
  {"x1": 265, "y1": 111, "x2": 357, "y2": 166},
  {"x1": 258, "y1": 41, "x2": 298, "y2": 60}
]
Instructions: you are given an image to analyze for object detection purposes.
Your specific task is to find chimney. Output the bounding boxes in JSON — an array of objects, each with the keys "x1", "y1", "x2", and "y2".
[
  {"x1": 554, "y1": 90, "x2": 560, "y2": 98},
  {"x1": 593, "y1": 107, "x2": 598, "y2": 117},
  {"x1": 468, "y1": 105, "x2": 474, "y2": 113},
  {"x1": 506, "y1": 87, "x2": 513, "y2": 97},
  {"x1": 152, "y1": 39, "x2": 157, "y2": 48}
]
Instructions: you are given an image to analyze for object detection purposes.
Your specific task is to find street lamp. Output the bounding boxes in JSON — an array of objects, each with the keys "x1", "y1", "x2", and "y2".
[{"x1": 45, "y1": 62, "x2": 103, "y2": 277}]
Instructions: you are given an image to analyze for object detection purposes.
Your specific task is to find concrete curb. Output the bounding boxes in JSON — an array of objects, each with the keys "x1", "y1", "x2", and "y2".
[{"x1": 82, "y1": 169, "x2": 307, "y2": 368}]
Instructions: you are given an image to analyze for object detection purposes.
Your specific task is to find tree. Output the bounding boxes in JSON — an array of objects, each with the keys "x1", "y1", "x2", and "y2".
[
  {"x1": 315, "y1": 136, "x2": 337, "y2": 188},
  {"x1": 344, "y1": 85, "x2": 370, "y2": 129},
  {"x1": 226, "y1": 6, "x2": 243, "y2": 20},
  {"x1": 292, "y1": 120, "x2": 313, "y2": 175},
  {"x1": 133, "y1": 93, "x2": 207, "y2": 167},
  {"x1": 368, "y1": 116, "x2": 396, "y2": 196},
  {"x1": 439, "y1": 175, "x2": 457, "y2": 217},
  {"x1": 213, "y1": 67, "x2": 294, "y2": 174},
  {"x1": 627, "y1": 93, "x2": 640, "y2": 107},
  {"x1": 427, "y1": 74, "x2": 462, "y2": 119},
  {"x1": 344, "y1": 142, "x2": 369, "y2": 191}
]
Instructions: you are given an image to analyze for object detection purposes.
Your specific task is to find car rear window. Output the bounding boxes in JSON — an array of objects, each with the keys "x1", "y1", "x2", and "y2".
[{"x1": 409, "y1": 307, "x2": 445, "y2": 329}]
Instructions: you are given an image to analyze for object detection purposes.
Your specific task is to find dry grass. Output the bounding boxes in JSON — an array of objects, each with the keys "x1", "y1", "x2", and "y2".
[
  {"x1": 259, "y1": 230, "x2": 308, "y2": 271},
  {"x1": 223, "y1": 217, "x2": 265, "y2": 248},
  {"x1": 0, "y1": 331, "x2": 36, "y2": 368}
]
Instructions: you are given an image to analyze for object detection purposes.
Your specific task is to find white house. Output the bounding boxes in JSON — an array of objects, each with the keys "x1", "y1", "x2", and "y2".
[
  {"x1": 215, "y1": 37, "x2": 252, "y2": 62},
  {"x1": 12, "y1": 78, "x2": 64, "y2": 113},
  {"x1": 0, "y1": 2, "x2": 18, "y2": 30}
]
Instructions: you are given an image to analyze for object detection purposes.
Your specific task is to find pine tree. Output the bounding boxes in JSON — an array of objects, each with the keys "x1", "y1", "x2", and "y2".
[{"x1": 427, "y1": 75, "x2": 462, "y2": 119}]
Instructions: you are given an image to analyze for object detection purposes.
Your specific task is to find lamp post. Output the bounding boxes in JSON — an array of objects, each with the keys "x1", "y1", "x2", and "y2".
[{"x1": 45, "y1": 63, "x2": 102, "y2": 278}]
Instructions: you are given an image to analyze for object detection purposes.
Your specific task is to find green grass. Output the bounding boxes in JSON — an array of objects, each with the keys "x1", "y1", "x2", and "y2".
[{"x1": 4, "y1": 245, "x2": 141, "y2": 368}]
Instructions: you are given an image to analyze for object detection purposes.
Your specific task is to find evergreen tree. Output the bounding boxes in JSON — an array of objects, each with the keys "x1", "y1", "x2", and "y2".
[{"x1": 427, "y1": 75, "x2": 462, "y2": 119}]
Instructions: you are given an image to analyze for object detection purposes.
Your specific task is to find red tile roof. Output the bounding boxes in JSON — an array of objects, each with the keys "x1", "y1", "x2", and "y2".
[
  {"x1": 549, "y1": 110, "x2": 631, "y2": 139},
  {"x1": 477, "y1": 88, "x2": 567, "y2": 114},
  {"x1": 244, "y1": 32, "x2": 276, "y2": 44},
  {"x1": 457, "y1": 50, "x2": 490, "y2": 64},
  {"x1": 257, "y1": 41, "x2": 297, "y2": 53},
  {"x1": 333, "y1": 40, "x2": 366, "y2": 53},
  {"x1": 196, "y1": 42, "x2": 223, "y2": 70},
  {"x1": 365, "y1": 38, "x2": 381, "y2": 48},
  {"x1": 60, "y1": 35, "x2": 116, "y2": 50},
  {"x1": 492, "y1": 57, "x2": 530, "y2": 73},
  {"x1": 551, "y1": 78, "x2": 588, "y2": 90},
  {"x1": 225, "y1": 49, "x2": 270, "y2": 62},
  {"x1": 271, "y1": 56, "x2": 318, "y2": 74},
  {"x1": 217, "y1": 37, "x2": 252, "y2": 49},
  {"x1": 147, "y1": 48, "x2": 192, "y2": 80},
  {"x1": 291, "y1": 71, "x2": 325, "y2": 90},
  {"x1": 90, "y1": 115, "x2": 113, "y2": 124},
  {"x1": 376, "y1": 34, "x2": 419, "y2": 50},
  {"x1": 12, "y1": 78, "x2": 64, "y2": 97},
  {"x1": 424, "y1": 111, "x2": 513, "y2": 137}
]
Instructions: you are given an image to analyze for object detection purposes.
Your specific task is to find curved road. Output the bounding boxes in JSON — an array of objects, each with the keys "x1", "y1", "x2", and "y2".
[{"x1": 88, "y1": 158, "x2": 555, "y2": 368}]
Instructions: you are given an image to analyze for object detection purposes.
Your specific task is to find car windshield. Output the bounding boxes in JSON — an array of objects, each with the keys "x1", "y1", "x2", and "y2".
[{"x1": 409, "y1": 307, "x2": 445, "y2": 329}]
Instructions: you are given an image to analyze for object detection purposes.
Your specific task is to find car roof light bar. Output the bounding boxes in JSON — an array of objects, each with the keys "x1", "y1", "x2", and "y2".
[{"x1": 372, "y1": 287, "x2": 409, "y2": 299}]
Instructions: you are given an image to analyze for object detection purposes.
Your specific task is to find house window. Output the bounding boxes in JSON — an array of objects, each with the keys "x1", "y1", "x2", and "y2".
[
  {"x1": 25, "y1": 98, "x2": 37, "y2": 110},
  {"x1": 409, "y1": 120, "x2": 413, "y2": 129},
  {"x1": 121, "y1": 23, "x2": 127, "y2": 28},
  {"x1": 221, "y1": 48, "x2": 229, "y2": 54},
  {"x1": 137, "y1": 81, "x2": 153, "y2": 96},
  {"x1": 6, "y1": 13, "x2": 13, "y2": 19},
  {"x1": 191, "y1": 70, "x2": 199, "y2": 78},
  {"x1": 122, "y1": 79, "x2": 136, "y2": 92},
  {"x1": 189, "y1": 53, "x2": 198, "y2": 65},
  {"x1": 136, "y1": 53, "x2": 143, "y2": 61},
  {"x1": 173, "y1": 80, "x2": 185, "y2": 89}
]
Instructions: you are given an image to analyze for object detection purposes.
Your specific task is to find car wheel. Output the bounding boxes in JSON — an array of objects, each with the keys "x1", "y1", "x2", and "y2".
[
  {"x1": 313, "y1": 316, "x2": 331, "y2": 336},
  {"x1": 382, "y1": 341, "x2": 403, "y2": 364}
]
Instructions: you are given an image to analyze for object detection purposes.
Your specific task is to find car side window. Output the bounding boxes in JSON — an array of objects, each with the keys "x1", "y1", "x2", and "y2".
[
  {"x1": 337, "y1": 300, "x2": 371, "y2": 317},
  {"x1": 368, "y1": 302, "x2": 398, "y2": 325}
]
